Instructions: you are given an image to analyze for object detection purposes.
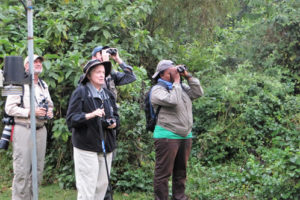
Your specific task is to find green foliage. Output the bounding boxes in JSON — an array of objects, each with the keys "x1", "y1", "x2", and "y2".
[
  {"x1": 0, "y1": 0, "x2": 299, "y2": 198},
  {"x1": 44, "y1": 137, "x2": 75, "y2": 189},
  {"x1": 112, "y1": 162, "x2": 153, "y2": 193},
  {"x1": 193, "y1": 64, "x2": 299, "y2": 161},
  {"x1": 147, "y1": 0, "x2": 241, "y2": 43},
  {"x1": 247, "y1": 0, "x2": 300, "y2": 93},
  {"x1": 0, "y1": 149, "x2": 13, "y2": 189},
  {"x1": 253, "y1": 147, "x2": 300, "y2": 199},
  {"x1": 206, "y1": 0, "x2": 300, "y2": 93},
  {"x1": 52, "y1": 118, "x2": 71, "y2": 142},
  {"x1": 111, "y1": 67, "x2": 154, "y2": 192},
  {"x1": 187, "y1": 150, "x2": 300, "y2": 199}
]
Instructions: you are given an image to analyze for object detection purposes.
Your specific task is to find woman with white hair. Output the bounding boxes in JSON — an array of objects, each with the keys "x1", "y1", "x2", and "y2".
[{"x1": 67, "y1": 59, "x2": 119, "y2": 200}]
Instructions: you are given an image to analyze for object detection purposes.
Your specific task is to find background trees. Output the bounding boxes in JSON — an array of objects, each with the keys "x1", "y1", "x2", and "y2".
[{"x1": 0, "y1": 0, "x2": 299, "y2": 199}]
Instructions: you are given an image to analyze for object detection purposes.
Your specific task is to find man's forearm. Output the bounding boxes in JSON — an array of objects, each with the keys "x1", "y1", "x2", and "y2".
[{"x1": 119, "y1": 62, "x2": 133, "y2": 72}]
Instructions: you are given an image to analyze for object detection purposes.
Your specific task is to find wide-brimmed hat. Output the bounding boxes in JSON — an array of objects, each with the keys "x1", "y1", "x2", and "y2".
[
  {"x1": 23, "y1": 54, "x2": 44, "y2": 65},
  {"x1": 91, "y1": 45, "x2": 110, "y2": 57},
  {"x1": 152, "y1": 60, "x2": 174, "y2": 79},
  {"x1": 81, "y1": 59, "x2": 112, "y2": 84}
]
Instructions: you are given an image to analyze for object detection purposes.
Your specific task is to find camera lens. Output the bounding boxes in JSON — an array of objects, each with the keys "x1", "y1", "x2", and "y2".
[{"x1": 0, "y1": 125, "x2": 12, "y2": 150}]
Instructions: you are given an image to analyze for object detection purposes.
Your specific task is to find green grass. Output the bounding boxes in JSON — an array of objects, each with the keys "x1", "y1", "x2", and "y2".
[
  {"x1": 0, "y1": 149, "x2": 152, "y2": 200},
  {"x1": 0, "y1": 184, "x2": 153, "y2": 200}
]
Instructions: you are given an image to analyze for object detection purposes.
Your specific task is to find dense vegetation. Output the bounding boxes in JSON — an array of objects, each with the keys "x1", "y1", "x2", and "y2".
[{"x1": 0, "y1": 0, "x2": 299, "y2": 199}]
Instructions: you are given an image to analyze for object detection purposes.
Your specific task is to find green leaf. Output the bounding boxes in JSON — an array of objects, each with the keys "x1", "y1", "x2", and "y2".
[{"x1": 102, "y1": 30, "x2": 111, "y2": 39}]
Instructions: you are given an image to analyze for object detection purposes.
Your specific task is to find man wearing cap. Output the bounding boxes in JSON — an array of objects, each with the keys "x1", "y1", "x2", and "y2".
[
  {"x1": 66, "y1": 59, "x2": 119, "y2": 200},
  {"x1": 91, "y1": 45, "x2": 136, "y2": 99},
  {"x1": 5, "y1": 54, "x2": 54, "y2": 200},
  {"x1": 150, "y1": 60, "x2": 204, "y2": 200}
]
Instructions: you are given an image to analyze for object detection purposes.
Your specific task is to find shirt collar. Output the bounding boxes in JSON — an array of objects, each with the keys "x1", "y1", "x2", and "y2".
[{"x1": 86, "y1": 82, "x2": 105, "y2": 99}]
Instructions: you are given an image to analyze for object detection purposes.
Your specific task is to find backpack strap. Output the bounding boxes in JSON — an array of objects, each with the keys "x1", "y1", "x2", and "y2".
[
  {"x1": 79, "y1": 84, "x2": 86, "y2": 103},
  {"x1": 151, "y1": 81, "x2": 170, "y2": 117},
  {"x1": 19, "y1": 79, "x2": 46, "y2": 108},
  {"x1": 38, "y1": 78, "x2": 46, "y2": 89},
  {"x1": 154, "y1": 105, "x2": 162, "y2": 118},
  {"x1": 20, "y1": 85, "x2": 25, "y2": 108}
]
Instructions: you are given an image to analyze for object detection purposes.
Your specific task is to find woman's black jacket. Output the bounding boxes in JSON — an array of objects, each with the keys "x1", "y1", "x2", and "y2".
[{"x1": 66, "y1": 84, "x2": 119, "y2": 153}]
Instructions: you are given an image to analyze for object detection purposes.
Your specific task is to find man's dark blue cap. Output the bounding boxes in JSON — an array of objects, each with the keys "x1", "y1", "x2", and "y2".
[{"x1": 91, "y1": 45, "x2": 110, "y2": 57}]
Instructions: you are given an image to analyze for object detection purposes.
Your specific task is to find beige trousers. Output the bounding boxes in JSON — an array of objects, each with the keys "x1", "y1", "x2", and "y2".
[
  {"x1": 12, "y1": 124, "x2": 47, "y2": 200},
  {"x1": 73, "y1": 147, "x2": 113, "y2": 200}
]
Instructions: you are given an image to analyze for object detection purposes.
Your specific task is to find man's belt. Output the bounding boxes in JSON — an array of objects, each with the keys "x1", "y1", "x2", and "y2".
[{"x1": 14, "y1": 122, "x2": 45, "y2": 130}]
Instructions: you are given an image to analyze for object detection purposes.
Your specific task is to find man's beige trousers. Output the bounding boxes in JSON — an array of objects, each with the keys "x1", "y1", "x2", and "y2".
[{"x1": 12, "y1": 125, "x2": 47, "y2": 200}]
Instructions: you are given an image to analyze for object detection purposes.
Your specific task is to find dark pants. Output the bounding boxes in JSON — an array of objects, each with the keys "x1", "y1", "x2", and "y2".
[{"x1": 154, "y1": 138, "x2": 192, "y2": 200}]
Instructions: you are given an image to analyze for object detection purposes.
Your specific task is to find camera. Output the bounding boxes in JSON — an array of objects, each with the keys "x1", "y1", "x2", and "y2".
[
  {"x1": 102, "y1": 118, "x2": 116, "y2": 128},
  {"x1": 38, "y1": 98, "x2": 49, "y2": 120},
  {"x1": 177, "y1": 65, "x2": 187, "y2": 73},
  {"x1": 2, "y1": 114, "x2": 14, "y2": 125},
  {"x1": 99, "y1": 94, "x2": 116, "y2": 128},
  {"x1": 106, "y1": 48, "x2": 117, "y2": 56},
  {"x1": 0, "y1": 114, "x2": 15, "y2": 150}
]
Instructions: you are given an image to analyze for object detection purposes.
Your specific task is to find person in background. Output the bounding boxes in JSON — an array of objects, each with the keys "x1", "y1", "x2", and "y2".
[
  {"x1": 150, "y1": 60, "x2": 204, "y2": 200},
  {"x1": 91, "y1": 45, "x2": 136, "y2": 99},
  {"x1": 5, "y1": 54, "x2": 54, "y2": 200}
]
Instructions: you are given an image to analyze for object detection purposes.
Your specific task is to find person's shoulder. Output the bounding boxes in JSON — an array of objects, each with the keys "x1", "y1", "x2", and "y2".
[
  {"x1": 71, "y1": 84, "x2": 86, "y2": 96},
  {"x1": 103, "y1": 88, "x2": 116, "y2": 99},
  {"x1": 151, "y1": 84, "x2": 164, "y2": 93}
]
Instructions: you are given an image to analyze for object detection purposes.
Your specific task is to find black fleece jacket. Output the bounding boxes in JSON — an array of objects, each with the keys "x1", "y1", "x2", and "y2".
[{"x1": 66, "y1": 85, "x2": 119, "y2": 153}]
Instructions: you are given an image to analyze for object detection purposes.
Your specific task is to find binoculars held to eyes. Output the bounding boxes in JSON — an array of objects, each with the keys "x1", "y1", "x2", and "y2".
[
  {"x1": 106, "y1": 48, "x2": 117, "y2": 56},
  {"x1": 177, "y1": 65, "x2": 187, "y2": 73}
]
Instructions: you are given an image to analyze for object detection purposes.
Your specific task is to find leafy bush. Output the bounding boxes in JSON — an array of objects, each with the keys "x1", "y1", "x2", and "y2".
[
  {"x1": 0, "y1": 1, "x2": 299, "y2": 198},
  {"x1": 187, "y1": 148, "x2": 300, "y2": 199},
  {"x1": 193, "y1": 64, "x2": 299, "y2": 162},
  {"x1": 44, "y1": 118, "x2": 75, "y2": 189}
]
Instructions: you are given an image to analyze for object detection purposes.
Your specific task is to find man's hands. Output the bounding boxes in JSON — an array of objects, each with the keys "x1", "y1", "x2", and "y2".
[
  {"x1": 101, "y1": 50, "x2": 110, "y2": 62},
  {"x1": 169, "y1": 67, "x2": 181, "y2": 83},
  {"x1": 47, "y1": 108, "x2": 54, "y2": 119},
  {"x1": 182, "y1": 70, "x2": 192, "y2": 80},
  {"x1": 110, "y1": 51, "x2": 123, "y2": 64},
  {"x1": 34, "y1": 107, "x2": 53, "y2": 119},
  {"x1": 171, "y1": 66, "x2": 192, "y2": 82},
  {"x1": 102, "y1": 49, "x2": 123, "y2": 64},
  {"x1": 176, "y1": 65, "x2": 192, "y2": 80}
]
